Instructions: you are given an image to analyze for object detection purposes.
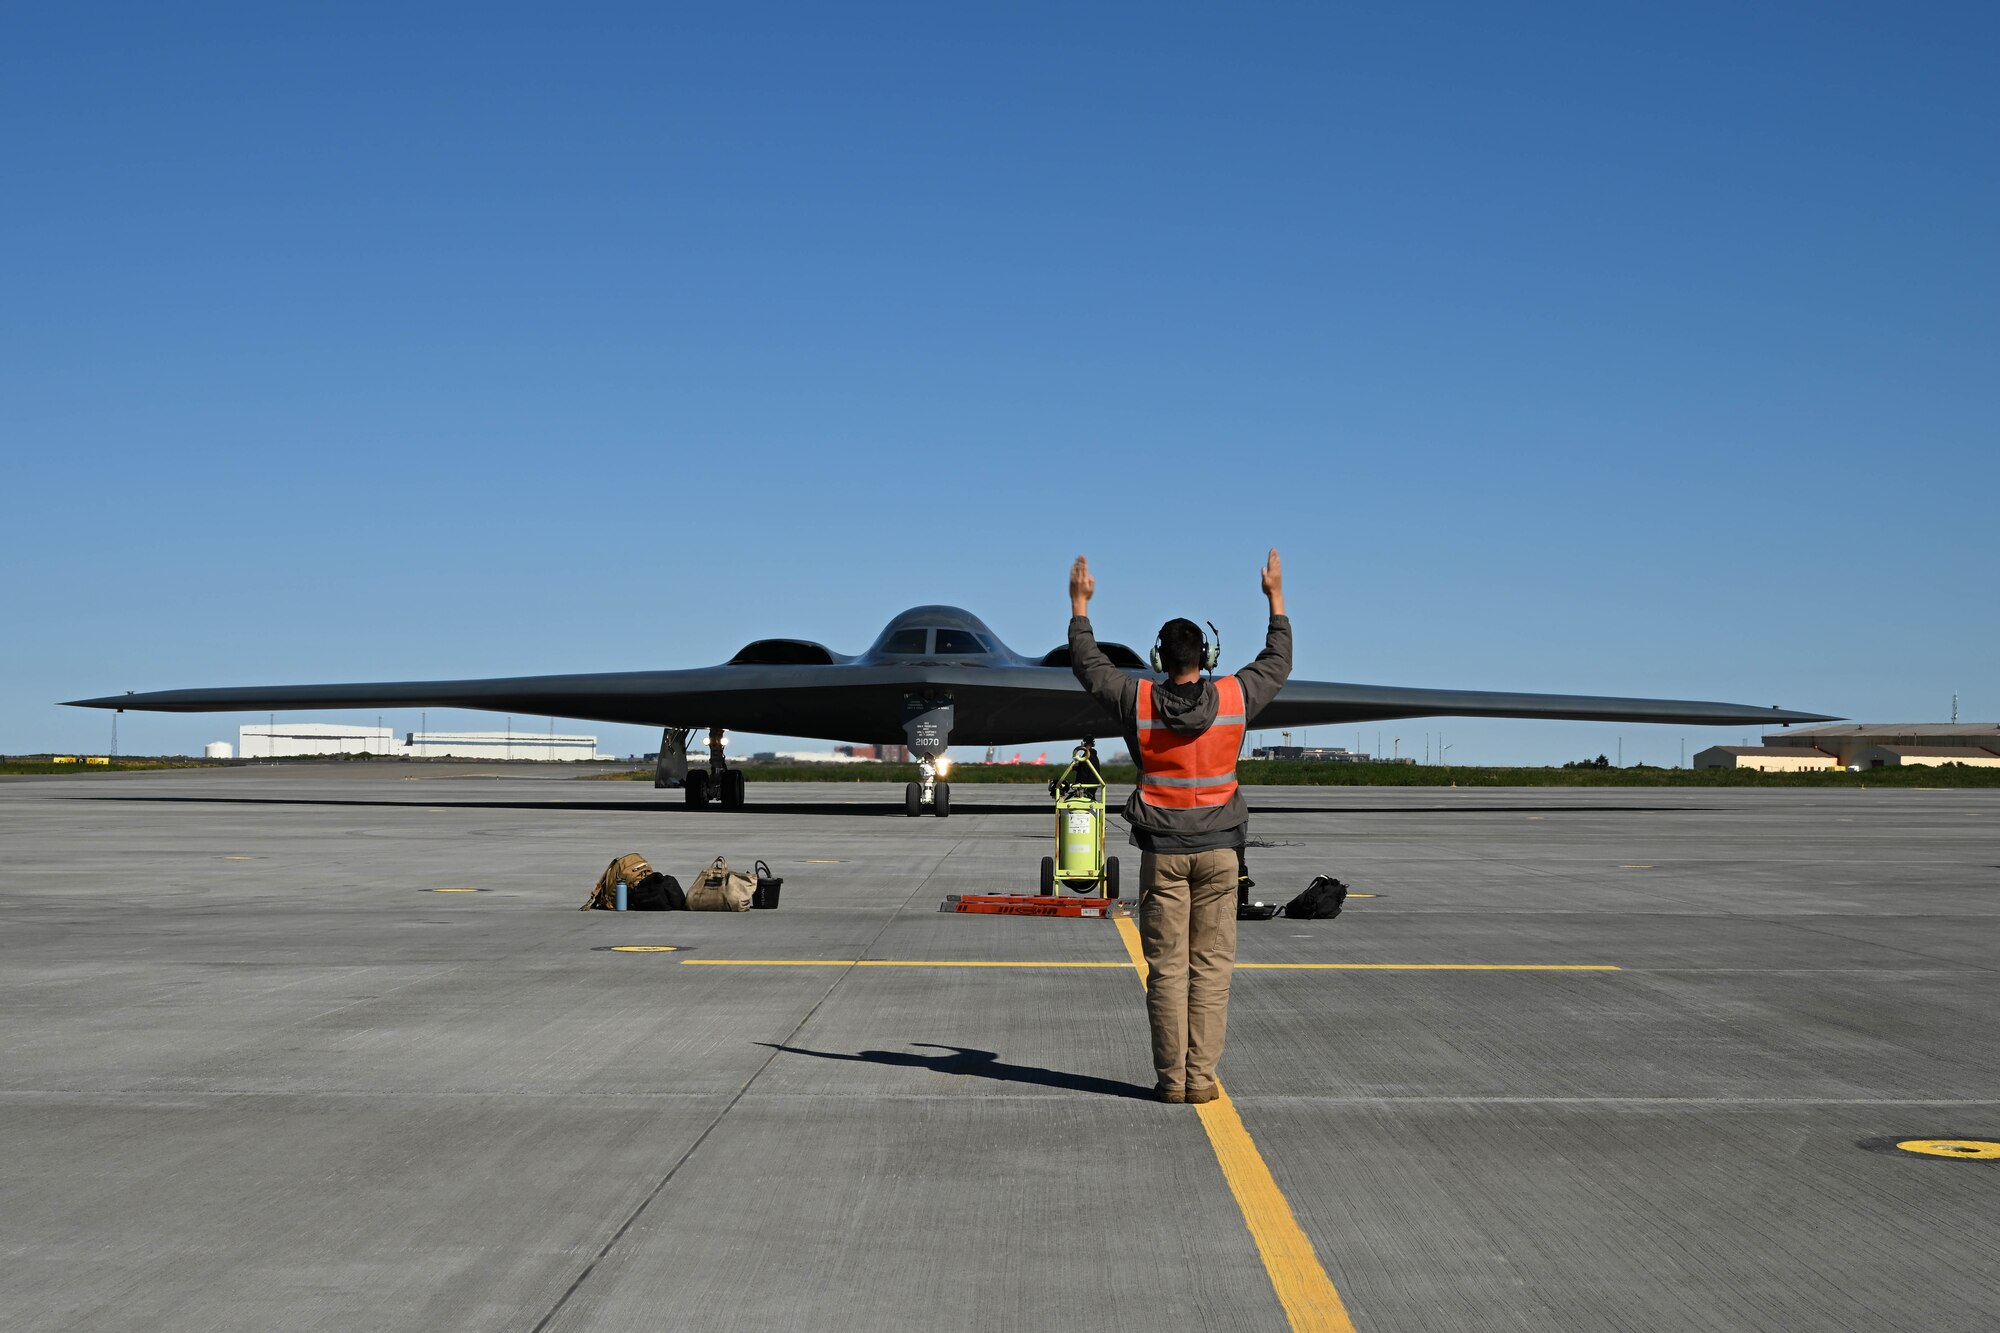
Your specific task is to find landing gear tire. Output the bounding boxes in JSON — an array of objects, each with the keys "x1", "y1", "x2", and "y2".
[
  {"x1": 905, "y1": 782, "x2": 923, "y2": 817},
  {"x1": 1039, "y1": 856, "x2": 1055, "y2": 896},
  {"x1": 721, "y1": 769, "x2": 746, "y2": 808},
  {"x1": 684, "y1": 770, "x2": 710, "y2": 808},
  {"x1": 1105, "y1": 856, "x2": 1120, "y2": 900},
  {"x1": 934, "y1": 783, "x2": 950, "y2": 818}
]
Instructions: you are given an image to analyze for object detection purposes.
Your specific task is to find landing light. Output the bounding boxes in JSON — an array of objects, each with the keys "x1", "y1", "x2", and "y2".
[{"x1": 937, "y1": 756, "x2": 952, "y2": 776}]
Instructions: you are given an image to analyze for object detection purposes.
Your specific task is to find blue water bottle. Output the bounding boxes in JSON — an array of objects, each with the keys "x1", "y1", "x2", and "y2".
[{"x1": 615, "y1": 879, "x2": 628, "y2": 911}]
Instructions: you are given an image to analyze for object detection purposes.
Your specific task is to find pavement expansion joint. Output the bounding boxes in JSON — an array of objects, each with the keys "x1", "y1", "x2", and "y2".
[{"x1": 530, "y1": 833, "x2": 964, "y2": 1332}]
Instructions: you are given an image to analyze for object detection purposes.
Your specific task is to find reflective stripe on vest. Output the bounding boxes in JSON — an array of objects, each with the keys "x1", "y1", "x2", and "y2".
[{"x1": 1135, "y1": 675, "x2": 1246, "y2": 810}]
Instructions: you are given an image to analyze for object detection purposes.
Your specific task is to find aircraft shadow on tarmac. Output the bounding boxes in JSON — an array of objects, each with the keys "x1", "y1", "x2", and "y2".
[
  {"x1": 759, "y1": 1041, "x2": 1155, "y2": 1100},
  {"x1": 83, "y1": 795, "x2": 1717, "y2": 817}
]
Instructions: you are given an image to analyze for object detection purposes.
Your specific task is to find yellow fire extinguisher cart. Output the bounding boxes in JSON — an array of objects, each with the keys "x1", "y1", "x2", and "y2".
[{"x1": 1039, "y1": 743, "x2": 1120, "y2": 898}]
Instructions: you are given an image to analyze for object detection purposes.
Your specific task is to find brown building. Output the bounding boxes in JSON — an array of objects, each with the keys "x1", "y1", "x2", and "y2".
[{"x1": 1696, "y1": 746, "x2": 1838, "y2": 772}]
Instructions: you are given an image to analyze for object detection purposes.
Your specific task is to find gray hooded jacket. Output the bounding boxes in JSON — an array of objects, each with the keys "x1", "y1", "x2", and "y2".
[{"x1": 1068, "y1": 614, "x2": 1292, "y2": 852}]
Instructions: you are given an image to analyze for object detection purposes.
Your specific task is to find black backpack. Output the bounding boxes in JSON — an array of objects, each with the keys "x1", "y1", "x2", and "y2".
[
  {"x1": 1282, "y1": 875, "x2": 1348, "y2": 920},
  {"x1": 627, "y1": 871, "x2": 687, "y2": 912}
]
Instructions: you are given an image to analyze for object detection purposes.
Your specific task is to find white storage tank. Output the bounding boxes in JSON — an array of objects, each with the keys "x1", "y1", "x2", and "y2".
[{"x1": 205, "y1": 742, "x2": 234, "y2": 760}]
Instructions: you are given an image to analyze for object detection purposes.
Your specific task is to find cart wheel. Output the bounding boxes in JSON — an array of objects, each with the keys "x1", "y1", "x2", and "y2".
[
  {"x1": 684, "y1": 770, "x2": 709, "y2": 807},
  {"x1": 1039, "y1": 857, "x2": 1055, "y2": 895},
  {"x1": 934, "y1": 783, "x2": 950, "y2": 818},
  {"x1": 905, "y1": 782, "x2": 923, "y2": 817},
  {"x1": 1105, "y1": 856, "x2": 1120, "y2": 899}
]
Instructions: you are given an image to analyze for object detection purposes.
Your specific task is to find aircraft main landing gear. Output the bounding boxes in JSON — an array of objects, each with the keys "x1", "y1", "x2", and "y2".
[{"x1": 683, "y1": 728, "x2": 745, "y2": 809}]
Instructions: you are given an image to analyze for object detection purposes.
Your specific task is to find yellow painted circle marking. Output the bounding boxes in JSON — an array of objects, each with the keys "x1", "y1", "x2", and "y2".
[
  {"x1": 1895, "y1": 1139, "x2": 2000, "y2": 1159},
  {"x1": 609, "y1": 945, "x2": 682, "y2": 953},
  {"x1": 428, "y1": 887, "x2": 480, "y2": 893}
]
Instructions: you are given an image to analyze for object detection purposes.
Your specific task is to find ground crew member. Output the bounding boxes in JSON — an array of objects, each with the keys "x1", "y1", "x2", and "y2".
[{"x1": 1067, "y1": 550, "x2": 1291, "y2": 1104}]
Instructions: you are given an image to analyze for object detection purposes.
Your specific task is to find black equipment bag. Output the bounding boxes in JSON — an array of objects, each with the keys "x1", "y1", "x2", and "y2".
[
  {"x1": 751, "y1": 860, "x2": 784, "y2": 910},
  {"x1": 1282, "y1": 875, "x2": 1348, "y2": 920},
  {"x1": 627, "y1": 871, "x2": 687, "y2": 912}
]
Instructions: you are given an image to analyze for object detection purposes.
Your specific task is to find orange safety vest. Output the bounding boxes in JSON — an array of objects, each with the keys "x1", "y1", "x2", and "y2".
[{"x1": 1135, "y1": 675, "x2": 1246, "y2": 809}]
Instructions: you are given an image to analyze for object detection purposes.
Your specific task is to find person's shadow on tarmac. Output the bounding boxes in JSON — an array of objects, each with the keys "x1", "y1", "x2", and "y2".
[{"x1": 759, "y1": 1042, "x2": 1153, "y2": 1100}]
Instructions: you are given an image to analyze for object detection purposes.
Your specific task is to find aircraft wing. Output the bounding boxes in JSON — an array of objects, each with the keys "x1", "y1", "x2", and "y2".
[
  {"x1": 1247, "y1": 679, "x2": 1837, "y2": 729},
  {"x1": 65, "y1": 666, "x2": 850, "y2": 732}
]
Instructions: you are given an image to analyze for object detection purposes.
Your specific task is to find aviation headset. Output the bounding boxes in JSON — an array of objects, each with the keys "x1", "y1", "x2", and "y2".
[{"x1": 1150, "y1": 620, "x2": 1222, "y2": 675}]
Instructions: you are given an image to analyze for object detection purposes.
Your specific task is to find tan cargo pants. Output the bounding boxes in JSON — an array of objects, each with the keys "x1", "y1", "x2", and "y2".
[{"x1": 1137, "y1": 847, "x2": 1240, "y2": 1095}]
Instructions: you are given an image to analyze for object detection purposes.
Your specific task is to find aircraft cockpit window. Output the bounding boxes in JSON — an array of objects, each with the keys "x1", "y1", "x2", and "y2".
[
  {"x1": 933, "y1": 629, "x2": 990, "y2": 655},
  {"x1": 882, "y1": 628, "x2": 930, "y2": 654}
]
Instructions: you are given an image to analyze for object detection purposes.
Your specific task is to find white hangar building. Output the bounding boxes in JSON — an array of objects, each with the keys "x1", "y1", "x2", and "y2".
[{"x1": 236, "y1": 724, "x2": 600, "y2": 761}]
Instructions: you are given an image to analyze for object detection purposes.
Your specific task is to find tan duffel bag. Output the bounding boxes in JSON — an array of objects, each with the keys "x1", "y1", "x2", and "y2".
[{"x1": 686, "y1": 856, "x2": 756, "y2": 912}]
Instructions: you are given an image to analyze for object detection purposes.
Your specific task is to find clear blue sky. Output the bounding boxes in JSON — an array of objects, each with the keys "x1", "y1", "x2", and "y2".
[{"x1": 6, "y1": 3, "x2": 1993, "y2": 766}]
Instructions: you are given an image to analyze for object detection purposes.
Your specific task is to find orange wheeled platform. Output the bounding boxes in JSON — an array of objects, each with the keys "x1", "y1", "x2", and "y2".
[{"x1": 940, "y1": 894, "x2": 1131, "y2": 918}]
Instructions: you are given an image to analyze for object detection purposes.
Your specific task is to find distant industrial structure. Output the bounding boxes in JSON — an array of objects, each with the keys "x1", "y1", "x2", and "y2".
[
  {"x1": 1697, "y1": 723, "x2": 2000, "y2": 771},
  {"x1": 1251, "y1": 745, "x2": 1367, "y2": 762},
  {"x1": 1248, "y1": 745, "x2": 1417, "y2": 765},
  {"x1": 234, "y1": 724, "x2": 600, "y2": 761},
  {"x1": 741, "y1": 743, "x2": 913, "y2": 764}
]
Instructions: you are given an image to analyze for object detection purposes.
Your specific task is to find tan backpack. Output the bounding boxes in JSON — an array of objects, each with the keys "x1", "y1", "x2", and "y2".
[
  {"x1": 686, "y1": 856, "x2": 756, "y2": 912},
  {"x1": 581, "y1": 853, "x2": 654, "y2": 911}
]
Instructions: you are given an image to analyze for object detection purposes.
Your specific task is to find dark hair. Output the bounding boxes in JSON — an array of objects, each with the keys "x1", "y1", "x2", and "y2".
[{"x1": 1157, "y1": 618, "x2": 1206, "y2": 675}]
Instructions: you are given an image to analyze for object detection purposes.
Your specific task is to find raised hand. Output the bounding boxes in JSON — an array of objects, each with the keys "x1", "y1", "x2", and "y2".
[
  {"x1": 1069, "y1": 555, "x2": 1095, "y2": 616},
  {"x1": 1261, "y1": 549, "x2": 1284, "y2": 615}
]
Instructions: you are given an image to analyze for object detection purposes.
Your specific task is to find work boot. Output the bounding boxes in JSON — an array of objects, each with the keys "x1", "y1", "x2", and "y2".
[
  {"x1": 1154, "y1": 1085, "x2": 1186, "y2": 1104},
  {"x1": 1186, "y1": 1085, "x2": 1219, "y2": 1105}
]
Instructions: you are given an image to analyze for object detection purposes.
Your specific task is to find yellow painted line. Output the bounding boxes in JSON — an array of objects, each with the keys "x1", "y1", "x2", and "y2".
[
  {"x1": 1113, "y1": 913, "x2": 1148, "y2": 974},
  {"x1": 1114, "y1": 915, "x2": 1357, "y2": 1332},
  {"x1": 1621, "y1": 864, "x2": 1654, "y2": 869},
  {"x1": 680, "y1": 958, "x2": 1611, "y2": 972},
  {"x1": 805, "y1": 859, "x2": 844, "y2": 863},
  {"x1": 428, "y1": 887, "x2": 480, "y2": 893},
  {"x1": 1241, "y1": 963, "x2": 1618, "y2": 971},
  {"x1": 679, "y1": 958, "x2": 1128, "y2": 968}
]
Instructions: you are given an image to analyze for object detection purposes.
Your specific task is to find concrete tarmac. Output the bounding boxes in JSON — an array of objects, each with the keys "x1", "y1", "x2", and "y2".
[{"x1": 3, "y1": 764, "x2": 1996, "y2": 1331}]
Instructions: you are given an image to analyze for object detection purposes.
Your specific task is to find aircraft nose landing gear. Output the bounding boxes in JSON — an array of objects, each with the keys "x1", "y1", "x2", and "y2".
[
  {"x1": 905, "y1": 754, "x2": 951, "y2": 818},
  {"x1": 902, "y1": 696, "x2": 953, "y2": 817}
]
